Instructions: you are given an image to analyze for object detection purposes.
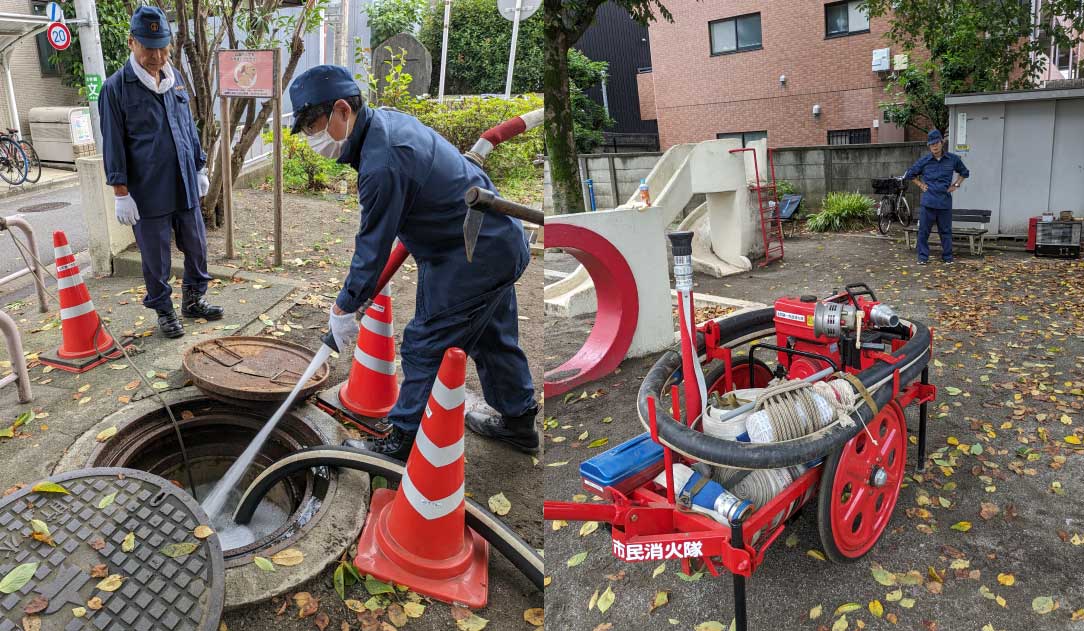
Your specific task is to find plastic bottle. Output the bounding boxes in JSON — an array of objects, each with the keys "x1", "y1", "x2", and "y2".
[{"x1": 638, "y1": 178, "x2": 651, "y2": 206}]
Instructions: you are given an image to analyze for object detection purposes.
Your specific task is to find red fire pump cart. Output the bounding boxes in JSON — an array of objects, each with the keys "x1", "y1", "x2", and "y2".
[{"x1": 543, "y1": 232, "x2": 937, "y2": 630}]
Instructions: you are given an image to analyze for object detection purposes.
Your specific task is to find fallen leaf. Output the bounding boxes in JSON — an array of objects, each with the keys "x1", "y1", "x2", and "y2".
[
  {"x1": 271, "y1": 548, "x2": 305, "y2": 566},
  {"x1": 87, "y1": 597, "x2": 103, "y2": 610},
  {"x1": 89, "y1": 538, "x2": 105, "y2": 551},
  {"x1": 807, "y1": 550, "x2": 826, "y2": 561},
  {"x1": 403, "y1": 601, "x2": 425, "y2": 618},
  {"x1": 950, "y1": 521, "x2": 972, "y2": 532},
  {"x1": 386, "y1": 604, "x2": 407, "y2": 627},
  {"x1": 653, "y1": 563, "x2": 667, "y2": 578},
  {"x1": 488, "y1": 493, "x2": 511, "y2": 516},
  {"x1": 587, "y1": 438, "x2": 610, "y2": 448},
  {"x1": 122, "y1": 532, "x2": 135, "y2": 553},
  {"x1": 97, "y1": 492, "x2": 117, "y2": 510},
  {"x1": 72, "y1": 607, "x2": 86, "y2": 617},
  {"x1": 980, "y1": 503, "x2": 999, "y2": 520},
  {"x1": 695, "y1": 623, "x2": 726, "y2": 631},
  {"x1": 96, "y1": 574, "x2": 124, "y2": 592},
  {"x1": 194, "y1": 525, "x2": 214, "y2": 539},
  {"x1": 344, "y1": 599, "x2": 366, "y2": 613},
  {"x1": 160, "y1": 542, "x2": 199, "y2": 558},
  {"x1": 298, "y1": 593, "x2": 319, "y2": 619},
  {"x1": 20, "y1": 616, "x2": 40, "y2": 631},
  {"x1": 454, "y1": 613, "x2": 488, "y2": 631},
  {"x1": 579, "y1": 521, "x2": 599, "y2": 537},
  {"x1": 567, "y1": 551, "x2": 588, "y2": 567},
  {"x1": 869, "y1": 600, "x2": 883, "y2": 618},
  {"x1": 597, "y1": 586, "x2": 616, "y2": 614},
  {"x1": 23, "y1": 595, "x2": 47, "y2": 614},
  {"x1": 1032, "y1": 596, "x2": 1056, "y2": 614},
  {"x1": 0, "y1": 562, "x2": 38, "y2": 594},
  {"x1": 30, "y1": 482, "x2": 69, "y2": 495},
  {"x1": 524, "y1": 607, "x2": 544, "y2": 626},
  {"x1": 254, "y1": 557, "x2": 275, "y2": 572},
  {"x1": 997, "y1": 573, "x2": 1015, "y2": 586},
  {"x1": 871, "y1": 564, "x2": 896, "y2": 586},
  {"x1": 834, "y1": 603, "x2": 861, "y2": 616},
  {"x1": 900, "y1": 598, "x2": 916, "y2": 609},
  {"x1": 810, "y1": 605, "x2": 823, "y2": 619},
  {"x1": 315, "y1": 613, "x2": 330, "y2": 631},
  {"x1": 95, "y1": 427, "x2": 118, "y2": 442},
  {"x1": 832, "y1": 615, "x2": 848, "y2": 631},
  {"x1": 90, "y1": 564, "x2": 107, "y2": 578},
  {"x1": 650, "y1": 590, "x2": 669, "y2": 613}
]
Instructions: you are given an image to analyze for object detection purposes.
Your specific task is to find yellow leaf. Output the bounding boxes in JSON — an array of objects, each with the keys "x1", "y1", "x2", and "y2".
[
  {"x1": 1064, "y1": 435, "x2": 1081, "y2": 445},
  {"x1": 253, "y1": 557, "x2": 275, "y2": 572},
  {"x1": 194, "y1": 525, "x2": 214, "y2": 539},
  {"x1": 809, "y1": 605, "x2": 823, "y2": 620},
  {"x1": 950, "y1": 521, "x2": 972, "y2": 532},
  {"x1": 488, "y1": 492, "x2": 511, "y2": 516},
  {"x1": 343, "y1": 599, "x2": 365, "y2": 612},
  {"x1": 650, "y1": 590, "x2": 669, "y2": 613},
  {"x1": 403, "y1": 602, "x2": 425, "y2": 618},
  {"x1": 807, "y1": 549, "x2": 826, "y2": 561},
  {"x1": 579, "y1": 521, "x2": 599, "y2": 537},
  {"x1": 997, "y1": 573, "x2": 1014, "y2": 586},
  {"x1": 72, "y1": 607, "x2": 86, "y2": 618},
  {"x1": 652, "y1": 563, "x2": 667, "y2": 578},
  {"x1": 885, "y1": 589, "x2": 903, "y2": 602},
  {"x1": 869, "y1": 600, "x2": 884, "y2": 618},
  {"x1": 78, "y1": 384, "x2": 91, "y2": 393},
  {"x1": 597, "y1": 586, "x2": 616, "y2": 614},
  {"x1": 832, "y1": 615, "x2": 848, "y2": 631},
  {"x1": 455, "y1": 613, "x2": 489, "y2": 631},
  {"x1": 270, "y1": 548, "x2": 304, "y2": 566},
  {"x1": 834, "y1": 603, "x2": 861, "y2": 616},
  {"x1": 30, "y1": 481, "x2": 69, "y2": 495},
  {"x1": 122, "y1": 532, "x2": 135, "y2": 553},
  {"x1": 1032, "y1": 596, "x2": 1056, "y2": 614},
  {"x1": 523, "y1": 607, "x2": 544, "y2": 626},
  {"x1": 96, "y1": 574, "x2": 125, "y2": 592},
  {"x1": 899, "y1": 598, "x2": 916, "y2": 609}
]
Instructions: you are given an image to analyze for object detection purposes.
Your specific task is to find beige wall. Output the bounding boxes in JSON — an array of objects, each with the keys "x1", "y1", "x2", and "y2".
[{"x1": 0, "y1": 0, "x2": 82, "y2": 140}]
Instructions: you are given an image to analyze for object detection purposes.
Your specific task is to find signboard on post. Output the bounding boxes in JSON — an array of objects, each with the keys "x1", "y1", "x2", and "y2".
[
  {"x1": 46, "y1": 22, "x2": 71, "y2": 51},
  {"x1": 217, "y1": 50, "x2": 276, "y2": 98},
  {"x1": 215, "y1": 50, "x2": 283, "y2": 265},
  {"x1": 84, "y1": 74, "x2": 103, "y2": 103},
  {"x1": 46, "y1": 2, "x2": 65, "y2": 23}
]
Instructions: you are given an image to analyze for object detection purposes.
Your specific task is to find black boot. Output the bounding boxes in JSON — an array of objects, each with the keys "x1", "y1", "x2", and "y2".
[
  {"x1": 343, "y1": 425, "x2": 415, "y2": 462},
  {"x1": 465, "y1": 405, "x2": 540, "y2": 453},
  {"x1": 156, "y1": 308, "x2": 184, "y2": 339},
  {"x1": 181, "y1": 286, "x2": 224, "y2": 320}
]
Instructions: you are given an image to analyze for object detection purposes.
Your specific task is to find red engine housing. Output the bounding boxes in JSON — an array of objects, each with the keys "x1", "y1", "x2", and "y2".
[{"x1": 773, "y1": 295, "x2": 840, "y2": 377}]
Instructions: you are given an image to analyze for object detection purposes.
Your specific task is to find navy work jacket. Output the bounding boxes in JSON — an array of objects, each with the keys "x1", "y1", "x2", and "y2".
[
  {"x1": 99, "y1": 61, "x2": 206, "y2": 217},
  {"x1": 336, "y1": 106, "x2": 529, "y2": 322},
  {"x1": 904, "y1": 151, "x2": 970, "y2": 210}
]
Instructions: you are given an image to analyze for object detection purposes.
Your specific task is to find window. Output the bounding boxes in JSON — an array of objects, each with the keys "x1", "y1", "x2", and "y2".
[
  {"x1": 717, "y1": 130, "x2": 768, "y2": 147},
  {"x1": 825, "y1": 1, "x2": 870, "y2": 38},
  {"x1": 30, "y1": 1, "x2": 61, "y2": 77},
  {"x1": 828, "y1": 128, "x2": 871, "y2": 145},
  {"x1": 1055, "y1": 44, "x2": 1072, "y2": 73},
  {"x1": 709, "y1": 13, "x2": 762, "y2": 55}
]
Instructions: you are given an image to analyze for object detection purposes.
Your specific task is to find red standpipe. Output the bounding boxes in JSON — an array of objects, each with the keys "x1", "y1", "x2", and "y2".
[{"x1": 376, "y1": 242, "x2": 410, "y2": 294}]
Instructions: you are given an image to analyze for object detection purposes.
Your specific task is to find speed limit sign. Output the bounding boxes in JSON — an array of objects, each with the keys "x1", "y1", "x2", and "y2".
[{"x1": 46, "y1": 22, "x2": 71, "y2": 51}]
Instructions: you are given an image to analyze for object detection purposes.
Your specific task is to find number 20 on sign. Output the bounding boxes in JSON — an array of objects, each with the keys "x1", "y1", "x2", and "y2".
[{"x1": 47, "y1": 22, "x2": 71, "y2": 51}]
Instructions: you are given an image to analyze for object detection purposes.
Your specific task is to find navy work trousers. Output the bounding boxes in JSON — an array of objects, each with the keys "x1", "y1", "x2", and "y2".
[
  {"x1": 916, "y1": 206, "x2": 953, "y2": 262},
  {"x1": 131, "y1": 207, "x2": 213, "y2": 312},
  {"x1": 389, "y1": 282, "x2": 535, "y2": 432}
]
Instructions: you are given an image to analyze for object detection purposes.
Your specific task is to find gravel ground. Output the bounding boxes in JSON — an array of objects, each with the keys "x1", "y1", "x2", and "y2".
[{"x1": 543, "y1": 230, "x2": 1084, "y2": 631}]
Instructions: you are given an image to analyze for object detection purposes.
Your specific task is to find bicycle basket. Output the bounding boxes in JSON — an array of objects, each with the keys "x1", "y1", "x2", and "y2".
[{"x1": 871, "y1": 178, "x2": 905, "y2": 195}]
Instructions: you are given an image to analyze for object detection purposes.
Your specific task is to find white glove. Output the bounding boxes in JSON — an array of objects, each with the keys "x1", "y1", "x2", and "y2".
[
  {"x1": 197, "y1": 169, "x2": 210, "y2": 197},
  {"x1": 114, "y1": 194, "x2": 140, "y2": 226},
  {"x1": 328, "y1": 307, "x2": 360, "y2": 353}
]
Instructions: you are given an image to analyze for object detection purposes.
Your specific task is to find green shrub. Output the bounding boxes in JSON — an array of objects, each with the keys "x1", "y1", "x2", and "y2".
[
  {"x1": 569, "y1": 49, "x2": 613, "y2": 153},
  {"x1": 806, "y1": 192, "x2": 875, "y2": 232},
  {"x1": 775, "y1": 180, "x2": 798, "y2": 196},
  {"x1": 264, "y1": 129, "x2": 353, "y2": 194},
  {"x1": 365, "y1": 0, "x2": 427, "y2": 49}
]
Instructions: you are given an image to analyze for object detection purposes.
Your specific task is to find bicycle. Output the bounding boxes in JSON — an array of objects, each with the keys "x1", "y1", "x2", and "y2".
[
  {"x1": 871, "y1": 176, "x2": 912, "y2": 235},
  {"x1": 0, "y1": 129, "x2": 27, "y2": 186},
  {"x1": 14, "y1": 130, "x2": 41, "y2": 184}
]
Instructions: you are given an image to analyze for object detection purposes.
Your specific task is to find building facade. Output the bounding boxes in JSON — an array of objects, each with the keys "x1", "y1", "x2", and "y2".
[{"x1": 637, "y1": 0, "x2": 921, "y2": 149}]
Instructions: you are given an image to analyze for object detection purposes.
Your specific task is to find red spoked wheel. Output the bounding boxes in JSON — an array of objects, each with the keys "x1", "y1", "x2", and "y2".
[
  {"x1": 817, "y1": 403, "x2": 907, "y2": 562},
  {"x1": 705, "y1": 358, "x2": 774, "y2": 394}
]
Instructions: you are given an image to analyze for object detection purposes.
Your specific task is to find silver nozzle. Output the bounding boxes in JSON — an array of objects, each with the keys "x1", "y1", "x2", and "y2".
[{"x1": 869, "y1": 304, "x2": 900, "y2": 328}]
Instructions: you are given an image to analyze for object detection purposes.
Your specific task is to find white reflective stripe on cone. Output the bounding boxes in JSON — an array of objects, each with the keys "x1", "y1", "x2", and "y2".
[
  {"x1": 61, "y1": 301, "x2": 96, "y2": 320},
  {"x1": 353, "y1": 345, "x2": 396, "y2": 375},
  {"x1": 430, "y1": 375, "x2": 465, "y2": 410},
  {"x1": 400, "y1": 471, "x2": 464, "y2": 520},
  {"x1": 361, "y1": 314, "x2": 393, "y2": 338},
  {"x1": 54, "y1": 244, "x2": 73, "y2": 258},
  {"x1": 415, "y1": 424, "x2": 464, "y2": 468},
  {"x1": 56, "y1": 274, "x2": 84, "y2": 290}
]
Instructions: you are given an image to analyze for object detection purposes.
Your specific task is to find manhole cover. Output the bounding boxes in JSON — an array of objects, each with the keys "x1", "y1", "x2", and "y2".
[
  {"x1": 183, "y1": 336, "x2": 329, "y2": 403},
  {"x1": 16, "y1": 202, "x2": 69, "y2": 214},
  {"x1": 0, "y1": 468, "x2": 224, "y2": 631}
]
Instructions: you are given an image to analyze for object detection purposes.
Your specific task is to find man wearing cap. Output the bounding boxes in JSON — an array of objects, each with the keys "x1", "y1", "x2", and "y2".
[
  {"x1": 99, "y1": 5, "x2": 223, "y2": 338},
  {"x1": 288, "y1": 64, "x2": 538, "y2": 460},
  {"x1": 904, "y1": 129, "x2": 970, "y2": 265}
]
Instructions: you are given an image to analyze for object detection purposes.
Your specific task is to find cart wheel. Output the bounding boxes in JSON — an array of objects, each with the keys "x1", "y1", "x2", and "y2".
[
  {"x1": 816, "y1": 403, "x2": 906, "y2": 562},
  {"x1": 705, "y1": 358, "x2": 774, "y2": 393}
]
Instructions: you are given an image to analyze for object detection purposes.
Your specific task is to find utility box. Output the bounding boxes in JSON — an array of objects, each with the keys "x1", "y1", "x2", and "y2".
[{"x1": 28, "y1": 107, "x2": 96, "y2": 163}]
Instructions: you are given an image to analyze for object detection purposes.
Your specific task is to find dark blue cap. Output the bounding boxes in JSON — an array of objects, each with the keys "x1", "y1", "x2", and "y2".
[
  {"x1": 130, "y1": 6, "x2": 171, "y2": 48},
  {"x1": 288, "y1": 65, "x2": 362, "y2": 133},
  {"x1": 927, "y1": 129, "x2": 943, "y2": 145}
]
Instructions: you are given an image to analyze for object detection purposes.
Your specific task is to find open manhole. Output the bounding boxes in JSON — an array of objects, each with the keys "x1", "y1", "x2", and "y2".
[
  {"x1": 86, "y1": 398, "x2": 334, "y2": 569},
  {"x1": 16, "y1": 201, "x2": 70, "y2": 213}
]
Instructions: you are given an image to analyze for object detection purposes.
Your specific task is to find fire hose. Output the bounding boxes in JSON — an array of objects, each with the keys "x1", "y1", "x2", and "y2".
[
  {"x1": 637, "y1": 307, "x2": 932, "y2": 469},
  {"x1": 231, "y1": 446, "x2": 544, "y2": 591}
]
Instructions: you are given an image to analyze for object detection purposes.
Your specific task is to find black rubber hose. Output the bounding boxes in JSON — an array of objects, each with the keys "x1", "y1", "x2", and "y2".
[
  {"x1": 232, "y1": 446, "x2": 544, "y2": 591},
  {"x1": 637, "y1": 307, "x2": 932, "y2": 469}
]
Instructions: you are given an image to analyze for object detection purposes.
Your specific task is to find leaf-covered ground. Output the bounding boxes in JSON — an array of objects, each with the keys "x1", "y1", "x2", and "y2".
[{"x1": 543, "y1": 232, "x2": 1084, "y2": 630}]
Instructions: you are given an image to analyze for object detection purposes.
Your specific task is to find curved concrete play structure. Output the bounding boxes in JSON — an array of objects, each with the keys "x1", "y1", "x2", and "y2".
[{"x1": 544, "y1": 138, "x2": 769, "y2": 396}]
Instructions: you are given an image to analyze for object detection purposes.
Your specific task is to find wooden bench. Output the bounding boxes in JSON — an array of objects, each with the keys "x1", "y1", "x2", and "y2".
[{"x1": 903, "y1": 208, "x2": 992, "y2": 256}]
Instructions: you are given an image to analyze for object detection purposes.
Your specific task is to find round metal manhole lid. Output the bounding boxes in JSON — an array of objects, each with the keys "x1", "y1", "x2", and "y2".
[
  {"x1": 16, "y1": 202, "x2": 70, "y2": 214},
  {"x1": 182, "y1": 336, "x2": 330, "y2": 403},
  {"x1": 0, "y1": 468, "x2": 224, "y2": 631}
]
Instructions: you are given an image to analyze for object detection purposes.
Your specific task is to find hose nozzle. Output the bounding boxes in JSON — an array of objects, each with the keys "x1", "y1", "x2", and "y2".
[{"x1": 869, "y1": 304, "x2": 900, "y2": 328}]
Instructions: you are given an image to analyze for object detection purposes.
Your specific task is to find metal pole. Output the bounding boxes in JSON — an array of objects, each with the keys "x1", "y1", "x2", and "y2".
[
  {"x1": 338, "y1": 0, "x2": 350, "y2": 66},
  {"x1": 917, "y1": 365, "x2": 929, "y2": 472},
  {"x1": 219, "y1": 93, "x2": 235, "y2": 259},
  {"x1": 600, "y1": 69, "x2": 609, "y2": 117},
  {"x1": 1, "y1": 54, "x2": 20, "y2": 138},
  {"x1": 0, "y1": 311, "x2": 31, "y2": 403},
  {"x1": 731, "y1": 519, "x2": 748, "y2": 631},
  {"x1": 0, "y1": 215, "x2": 47, "y2": 313},
  {"x1": 273, "y1": 49, "x2": 283, "y2": 267},
  {"x1": 502, "y1": 0, "x2": 523, "y2": 99},
  {"x1": 437, "y1": 0, "x2": 451, "y2": 103},
  {"x1": 73, "y1": 0, "x2": 107, "y2": 150}
]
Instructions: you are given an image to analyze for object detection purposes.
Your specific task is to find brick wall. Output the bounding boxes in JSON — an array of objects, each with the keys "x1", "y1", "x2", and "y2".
[
  {"x1": 0, "y1": 0, "x2": 82, "y2": 141},
  {"x1": 644, "y1": 0, "x2": 913, "y2": 149}
]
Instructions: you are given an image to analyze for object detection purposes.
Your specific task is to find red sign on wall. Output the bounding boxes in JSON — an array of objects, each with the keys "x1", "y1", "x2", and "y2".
[{"x1": 217, "y1": 50, "x2": 275, "y2": 98}]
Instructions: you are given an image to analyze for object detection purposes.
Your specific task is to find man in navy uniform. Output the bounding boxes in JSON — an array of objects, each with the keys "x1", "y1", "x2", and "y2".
[
  {"x1": 288, "y1": 65, "x2": 538, "y2": 460},
  {"x1": 99, "y1": 5, "x2": 223, "y2": 338},
  {"x1": 904, "y1": 129, "x2": 969, "y2": 265}
]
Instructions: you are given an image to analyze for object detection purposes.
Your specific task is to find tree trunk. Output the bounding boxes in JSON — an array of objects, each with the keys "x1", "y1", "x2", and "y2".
[{"x1": 543, "y1": 0, "x2": 584, "y2": 214}]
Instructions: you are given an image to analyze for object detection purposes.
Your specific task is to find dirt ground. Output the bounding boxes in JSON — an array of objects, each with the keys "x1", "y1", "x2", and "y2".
[
  {"x1": 543, "y1": 231, "x2": 1084, "y2": 630},
  {"x1": 200, "y1": 187, "x2": 544, "y2": 629}
]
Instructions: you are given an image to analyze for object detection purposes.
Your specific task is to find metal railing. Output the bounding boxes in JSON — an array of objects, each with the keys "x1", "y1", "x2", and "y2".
[{"x1": 0, "y1": 213, "x2": 47, "y2": 403}]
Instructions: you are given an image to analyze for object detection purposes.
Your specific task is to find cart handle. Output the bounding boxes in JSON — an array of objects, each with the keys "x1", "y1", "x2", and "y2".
[{"x1": 543, "y1": 500, "x2": 618, "y2": 523}]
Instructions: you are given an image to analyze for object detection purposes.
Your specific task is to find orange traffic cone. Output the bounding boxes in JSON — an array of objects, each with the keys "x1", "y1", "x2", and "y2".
[
  {"x1": 353, "y1": 347, "x2": 489, "y2": 608},
  {"x1": 338, "y1": 284, "x2": 399, "y2": 417},
  {"x1": 40, "y1": 231, "x2": 124, "y2": 373}
]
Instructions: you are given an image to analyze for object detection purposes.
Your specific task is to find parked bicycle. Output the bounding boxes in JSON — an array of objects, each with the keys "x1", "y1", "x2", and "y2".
[
  {"x1": 0, "y1": 129, "x2": 28, "y2": 186},
  {"x1": 871, "y1": 176, "x2": 912, "y2": 235},
  {"x1": 14, "y1": 131, "x2": 41, "y2": 184}
]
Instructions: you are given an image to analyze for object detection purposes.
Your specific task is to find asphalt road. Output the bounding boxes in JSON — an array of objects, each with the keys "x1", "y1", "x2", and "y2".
[{"x1": 0, "y1": 184, "x2": 86, "y2": 278}]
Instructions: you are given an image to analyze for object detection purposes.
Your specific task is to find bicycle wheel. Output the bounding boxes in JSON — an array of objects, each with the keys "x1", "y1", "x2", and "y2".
[
  {"x1": 0, "y1": 137, "x2": 27, "y2": 185},
  {"x1": 897, "y1": 196, "x2": 912, "y2": 226},
  {"x1": 19, "y1": 141, "x2": 40, "y2": 184},
  {"x1": 876, "y1": 196, "x2": 893, "y2": 235}
]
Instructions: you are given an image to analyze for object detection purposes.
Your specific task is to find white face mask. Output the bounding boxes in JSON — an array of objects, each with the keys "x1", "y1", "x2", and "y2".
[{"x1": 307, "y1": 127, "x2": 346, "y2": 159}]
